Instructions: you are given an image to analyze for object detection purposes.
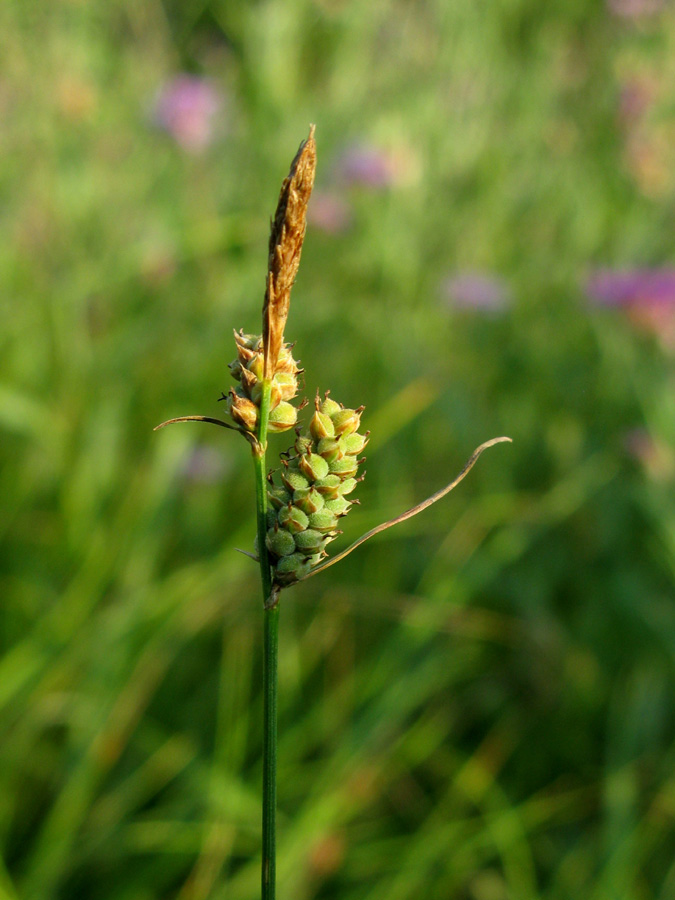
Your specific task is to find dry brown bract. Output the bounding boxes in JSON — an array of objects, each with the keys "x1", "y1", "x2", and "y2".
[{"x1": 262, "y1": 125, "x2": 317, "y2": 382}]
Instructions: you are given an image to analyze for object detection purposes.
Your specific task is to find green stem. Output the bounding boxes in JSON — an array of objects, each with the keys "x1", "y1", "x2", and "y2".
[
  {"x1": 261, "y1": 602, "x2": 278, "y2": 899},
  {"x1": 253, "y1": 381, "x2": 278, "y2": 900}
]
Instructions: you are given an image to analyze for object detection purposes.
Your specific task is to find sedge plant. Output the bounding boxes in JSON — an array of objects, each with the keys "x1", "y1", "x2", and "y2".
[{"x1": 156, "y1": 126, "x2": 511, "y2": 900}]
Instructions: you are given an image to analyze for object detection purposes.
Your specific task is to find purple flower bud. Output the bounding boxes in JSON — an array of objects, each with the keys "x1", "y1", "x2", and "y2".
[
  {"x1": 336, "y1": 143, "x2": 395, "y2": 188},
  {"x1": 440, "y1": 272, "x2": 510, "y2": 313},
  {"x1": 181, "y1": 446, "x2": 227, "y2": 484},
  {"x1": 586, "y1": 267, "x2": 675, "y2": 348},
  {"x1": 153, "y1": 75, "x2": 223, "y2": 153},
  {"x1": 586, "y1": 268, "x2": 675, "y2": 308},
  {"x1": 607, "y1": 0, "x2": 665, "y2": 18},
  {"x1": 308, "y1": 191, "x2": 353, "y2": 234},
  {"x1": 623, "y1": 428, "x2": 674, "y2": 480},
  {"x1": 618, "y1": 79, "x2": 655, "y2": 126}
]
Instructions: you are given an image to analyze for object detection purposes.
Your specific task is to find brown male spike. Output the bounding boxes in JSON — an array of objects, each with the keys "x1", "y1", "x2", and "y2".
[{"x1": 262, "y1": 125, "x2": 317, "y2": 382}]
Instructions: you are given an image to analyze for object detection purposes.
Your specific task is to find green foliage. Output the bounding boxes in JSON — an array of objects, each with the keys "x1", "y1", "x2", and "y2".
[{"x1": 2, "y1": 1, "x2": 675, "y2": 898}]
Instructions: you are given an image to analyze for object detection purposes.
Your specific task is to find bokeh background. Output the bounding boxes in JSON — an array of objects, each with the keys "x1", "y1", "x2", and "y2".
[{"x1": 3, "y1": 1, "x2": 675, "y2": 898}]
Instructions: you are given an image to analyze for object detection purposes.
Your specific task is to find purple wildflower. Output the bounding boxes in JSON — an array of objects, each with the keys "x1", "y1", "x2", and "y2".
[
  {"x1": 586, "y1": 268, "x2": 675, "y2": 307},
  {"x1": 587, "y1": 267, "x2": 675, "y2": 349},
  {"x1": 336, "y1": 143, "x2": 395, "y2": 189},
  {"x1": 307, "y1": 191, "x2": 352, "y2": 235},
  {"x1": 154, "y1": 75, "x2": 222, "y2": 153},
  {"x1": 623, "y1": 428, "x2": 674, "y2": 480},
  {"x1": 182, "y1": 446, "x2": 228, "y2": 484},
  {"x1": 440, "y1": 272, "x2": 510, "y2": 313},
  {"x1": 607, "y1": 0, "x2": 665, "y2": 17},
  {"x1": 624, "y1": 428, "x2": 655, "y2": 462},
  {"x1": 617, "y1": 78, "x2": 655, "y2": 126}
]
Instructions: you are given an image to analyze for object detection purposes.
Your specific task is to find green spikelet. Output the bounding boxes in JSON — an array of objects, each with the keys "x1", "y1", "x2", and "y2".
[
  {"x1": 263, "y1": 392, "x2": 368, "y2": 585},
  {"x1": 226, "y1": 329, "x2": 302, "y2": 433}
]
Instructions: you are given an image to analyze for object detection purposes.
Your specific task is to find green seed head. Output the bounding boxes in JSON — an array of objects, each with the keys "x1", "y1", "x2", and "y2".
[
  {"x1": 267, "y1": 485, "x2": 291, "y2": 509},
  {"x1": 317, "y1": 437, "x2": 342, "y2": 463},
  {"x1": 265, "y1": 526, "x2": 296, "y2": 558},
  {"x1": 307, "y1": 510, "x2": 339, "y2": 533},
  {"x1": 274, "y1": 553, "x2": 311, "y2": 585},
  {"x1": 246, "y1": 353, "x2": 264, "y2": 382},
  {"x1": 325, "y1": 495, "x2": 352, "y2": 516},
  {"x1": 294, "y1": 435, "x2": 314, "y2": 456},
  {"x1": 281, "y1": 468, "x2": 310, "y2": 493},
  {"x1": 293, "y1": 486, "x2": 325, "y2": 514},
  {"x1": 328, "y1": 455, "x2": 358, "y2": 477},
  {"x1": 320, "y1": 395, "x2": 342, "y2": 418},
  {"x1": 227, "y1": 388, "x2": 258, "y2": 431},
  {"x1": 274, "y1": 371, "x2": 299, "y2": 402},
  {"x1": 278, "y1": 504, "x2": 310, "y2": 534},
  {"x1": 275, "y1": 343, "x2": 301, "y2": 375},
  {"x1": 313, "y1": 475, "x2": 342, "y2": 499},
  {"x1": 331, "y1": 407, "x2": 362, "y2": 436},
  {"x1": 228, "y1": 359, "x2": 243, "y2": 381},
  {"x1": 294, "y1": 529, "x2": 327, "y2": 554},
  {"x1": 234, "y1": 330, "x2": 262, "y2": 352},
  {"x1": 231, "y1": 331, "x2": 261, "y2": 369},
  {"x1": 268, "y1": 401, "x2": 298, "y2": 433},
  {"x1": 310, "y1": 411, "x2": 335, "y2": 441},
  {"x1": 338, "y1": 477, "x2": 358, "y2": 496},
  {"x1": 340, "y1": 432, "x2": 369, "y2": 455},
  {"x1": 299, "y1": 452, "x2": 330, "y2": 482},
  {"x1": 249, "y1": 377, "x2": 266, "y2": 407}
]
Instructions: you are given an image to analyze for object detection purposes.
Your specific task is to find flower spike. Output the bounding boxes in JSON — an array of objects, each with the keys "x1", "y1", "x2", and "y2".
[{"x1": 263, "y1": 125, "x2": 316, "y2": 382}]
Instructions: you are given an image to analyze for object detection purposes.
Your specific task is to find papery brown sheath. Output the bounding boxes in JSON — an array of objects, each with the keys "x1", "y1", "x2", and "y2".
[{"x1": 262, "y1": 125, "x2": 316, "y2": 382}]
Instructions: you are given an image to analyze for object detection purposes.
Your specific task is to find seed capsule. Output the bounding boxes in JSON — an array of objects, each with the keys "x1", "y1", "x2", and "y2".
[
  {"x1": 320, "y1": 396, "x2": 342, "y2": 418},
  {"x1": 294, "y1": 529, "x2": 327, "y2": 554},
  {"x1": 278, "y1": 504, "x2": 310, "y2": 533},
  {"x1": 234, "y1": 331, "x2": 261, "y2": 351},
  {"x1": 307, "y1": 510, "x2": 339, "y2": 533},
  {"x1": 313, "y1": 474, "x2": 342, "y2": 499},
  {"x1": 266, "y1": 527, "x2": 296, "y2": 558},
  {"x1": 250, "y1": 377, "x2": 270, "y2": 407},
  {"x1": 294, "y1": 435, "x2": 314, "y2": 456},
  {"x1": 317, "y1": 437, "x2": 342, "y2": 463},
  {"x1": 331, "y1": 407, "x2": 362, "y2": 436},
  {"x1": 298, "y1": 452, "x2": 330, "y2": 481},
  {"x1": 246, "y1": 354, "x2": 264, "y2": 382},
  {"x1": 266, "y1": 508, "x2": 277, "y2": 528},
  {"x1": 240, "y1": 366, "x2": 259, "y2": 397},
  {"x1": 325, "y1": 495, "x2": 351, "y2": 516},
  {"x1": 328, "y1": 455, "x2": 358, "y2": 477},
  {"x1": 276, "y1": 344, "x2": 301, "y2": 375},
  {"x1": 340, "y1": 432, "x2": 369, "y2": 455},
  {"x1": 267, "y1": 485, "x2": 292, "y2": 509},
  {"x1": 293, "y1": 486, "x2": 325, "y2": 514},
  {"x1": 264, "y1": 391, "x2": 366, "y2": 578},
  {"x1": 274, "y1": 553, "x2": 311, "y2": 585},
  {"x1": 281, "y1": 469, "x2": 310, "y2": 493},
  {"x1": 338, "y1": 477, "x2": 358, "y2": 496},
  {"x1": 275, "y1": 372, "x2": 299, "y2": 402},
  {"x1": 268, "y1": 401, "x2": 298, "y2": 433},
  {"x1": 310, "y1": 411, "x2": 335, "y2": 441},
  {"x1": 227, "y1": 389, "x2": 258, "y2": 431}
]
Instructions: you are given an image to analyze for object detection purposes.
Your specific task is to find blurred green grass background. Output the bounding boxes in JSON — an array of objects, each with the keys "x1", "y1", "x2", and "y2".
[{"x1": 3, "y1": 1, "x2": 675, "y2": 898}]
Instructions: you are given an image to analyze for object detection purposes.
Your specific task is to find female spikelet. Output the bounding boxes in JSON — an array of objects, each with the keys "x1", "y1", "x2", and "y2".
[{"x1": 264, "y1": 393, "x2": 368, "y2": 585}]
